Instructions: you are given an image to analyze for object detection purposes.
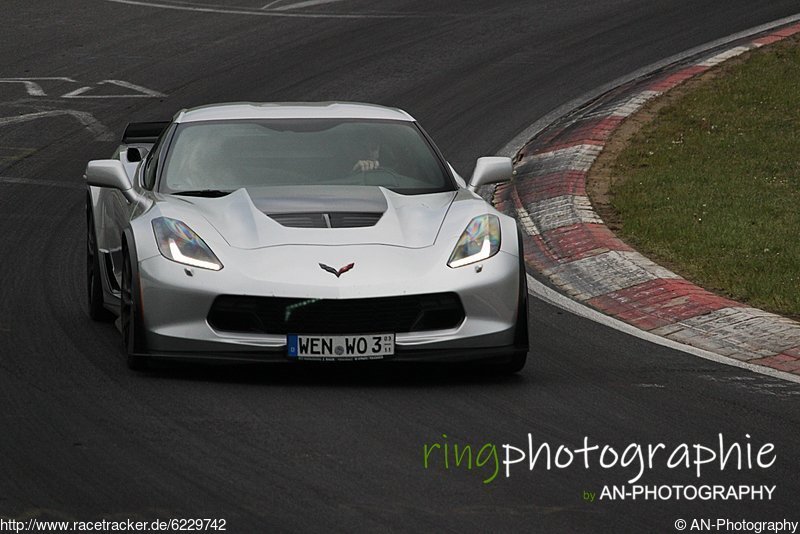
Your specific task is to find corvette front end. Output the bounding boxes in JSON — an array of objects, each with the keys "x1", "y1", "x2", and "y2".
[
  {"x1": 136, "y1": 235, "x2": 523, "y2": 362},
  {"x1": 84, "y1": 102, "x2": 529, "y2": 371}
]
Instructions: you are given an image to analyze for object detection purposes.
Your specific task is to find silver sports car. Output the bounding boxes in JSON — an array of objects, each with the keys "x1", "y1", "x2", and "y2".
[{"x1": 85, "y1": 102, "x2": 528, "y2": 372}]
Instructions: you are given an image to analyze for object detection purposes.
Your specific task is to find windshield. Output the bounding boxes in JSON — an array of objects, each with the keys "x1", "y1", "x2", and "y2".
[{"x1": 160, "y1": 118, "x2": 453, "y2": 195}]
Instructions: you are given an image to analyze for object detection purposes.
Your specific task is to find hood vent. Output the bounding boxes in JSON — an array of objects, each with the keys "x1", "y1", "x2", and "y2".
[{"x1": 267, "y1": 212, "x2": 383, "y2": 228}]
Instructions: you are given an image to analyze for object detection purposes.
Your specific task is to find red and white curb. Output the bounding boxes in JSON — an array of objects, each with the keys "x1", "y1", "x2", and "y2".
[{"x1": 496, "y1": 21, "x2": 800, "y2": 379}]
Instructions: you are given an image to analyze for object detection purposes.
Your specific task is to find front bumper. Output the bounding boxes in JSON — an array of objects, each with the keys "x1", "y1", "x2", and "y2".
[
  {"x1": 129, "y1": 340, "x2": 524, "y2": 365},
  {"x1": 136, "y1": 243, "x2": 523, "y2": 363}
]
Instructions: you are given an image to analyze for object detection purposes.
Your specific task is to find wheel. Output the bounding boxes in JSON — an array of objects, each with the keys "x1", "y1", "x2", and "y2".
[
  {"x1": 86, "y1": 200, "x2": 113, "y2": 321},
  {"x1": 120, "y1": 240, "x2": 148, "y2": 371}
]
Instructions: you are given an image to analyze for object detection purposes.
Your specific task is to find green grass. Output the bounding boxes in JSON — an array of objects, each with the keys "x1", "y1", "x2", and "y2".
[{"x1": 611, "y1": 40, "x2": 800, "y2": 318}]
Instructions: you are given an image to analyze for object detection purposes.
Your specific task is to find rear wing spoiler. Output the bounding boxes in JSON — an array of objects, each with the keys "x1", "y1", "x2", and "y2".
[{"x1": 122, "y1": 121, "x2": 169, "y2": 144}]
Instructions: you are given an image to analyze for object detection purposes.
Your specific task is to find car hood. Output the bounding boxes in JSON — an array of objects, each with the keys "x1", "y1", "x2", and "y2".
[{"x1": 163, "y1": 186, "x2": 457, "y2": 249}]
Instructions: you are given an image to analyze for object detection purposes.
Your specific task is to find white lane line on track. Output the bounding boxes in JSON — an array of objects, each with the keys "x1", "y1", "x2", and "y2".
[
  {"x1": 273, "y1": 0, "x2": 345, "y2": 11},
  {"x1": 527, "y1": 273, "x2": 800, "y2": 385},
  {"x1": 104, "y1": 0, "x2": 420, "y2": 19},
  {"x1": 0, "y1": 110, "x2": 113, "y2": 141},
  {"x1": 0, "y1": 77, "x2": 77, "y2": 97},
  {"x1": 0, "y1": 80, "x2": 46, "y2": 96},
  {"x1": 61, "y1": 79, "x2": 166, "y2": 99}
]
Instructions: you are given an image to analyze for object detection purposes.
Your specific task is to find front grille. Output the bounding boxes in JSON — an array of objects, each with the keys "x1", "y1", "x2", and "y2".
[
  {"x1": 267, "y1": 212, "x2": 383, "y2": 228},
  {"x1": 207, "y1": 293, "x2": 465, "y2": 335}
]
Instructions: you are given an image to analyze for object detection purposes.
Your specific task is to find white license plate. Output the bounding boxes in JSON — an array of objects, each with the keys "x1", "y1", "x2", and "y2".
[{"x1": 287, "y1": 334, "x2": 395, "y2": 361}]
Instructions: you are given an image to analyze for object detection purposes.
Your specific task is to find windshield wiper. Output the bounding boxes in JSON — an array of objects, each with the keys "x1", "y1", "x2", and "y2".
[{"x1": 172, "y1": 189, "x2": 231, "y2": 198}]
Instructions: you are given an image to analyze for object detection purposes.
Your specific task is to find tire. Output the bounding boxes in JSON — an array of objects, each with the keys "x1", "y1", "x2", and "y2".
[
  {"x1": 120, "y1": 238, "x2": 148, "y2": 371},
  {"x1": 86, "y1": 199, "x2": 113, "y2": 322},
  {"x1": 499, "y1": 350, "x2": 528, "y2": 375},
  {"x1": 496, "y1": 301, "x2": 529, "y2": 374},
  {"x1": 496, "y1": 234, "x2": 530, "y2": 374}
]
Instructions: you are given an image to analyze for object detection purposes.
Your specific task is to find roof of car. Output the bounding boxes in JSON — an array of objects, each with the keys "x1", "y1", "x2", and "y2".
[{"x1": 175, "y1": 102, "x2": 415, "y2": 123}]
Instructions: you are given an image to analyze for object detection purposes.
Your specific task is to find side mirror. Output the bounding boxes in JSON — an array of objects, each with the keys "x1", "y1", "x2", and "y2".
[
  {"x1": 85, "y1": 159, "x2": 138, "y2": 202},
  {"x1": 467, "y1": 156, "x2": 513, "y2": 191}
]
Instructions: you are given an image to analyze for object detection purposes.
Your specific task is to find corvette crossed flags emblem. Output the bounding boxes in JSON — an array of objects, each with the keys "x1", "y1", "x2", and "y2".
[{"x1": 319, "y1": 262, "x2": 355, "y2": 278}]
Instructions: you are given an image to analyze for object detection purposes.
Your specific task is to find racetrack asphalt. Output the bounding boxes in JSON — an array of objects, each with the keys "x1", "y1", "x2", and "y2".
[{"x1": 1, "y1": 1, "x2": 799, "y2": 531}]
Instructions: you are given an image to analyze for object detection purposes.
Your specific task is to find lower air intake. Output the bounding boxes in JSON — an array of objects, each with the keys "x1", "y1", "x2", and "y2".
[{"x1": 207, "y1": 293, "x2": 465, "y2": 334}]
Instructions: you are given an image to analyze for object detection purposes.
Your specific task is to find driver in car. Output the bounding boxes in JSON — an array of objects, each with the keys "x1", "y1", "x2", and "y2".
[{"x1": 352, "y1": 138, "x2": 381, "y2": 172}]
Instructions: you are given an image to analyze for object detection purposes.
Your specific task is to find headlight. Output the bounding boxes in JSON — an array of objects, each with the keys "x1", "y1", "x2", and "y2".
[
  {"x1": 448, "y1": 214, "x2": 501, "y2": 268},
  {"x1": 152, "y1": 217, "x2": 223, "y2": 271}
]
